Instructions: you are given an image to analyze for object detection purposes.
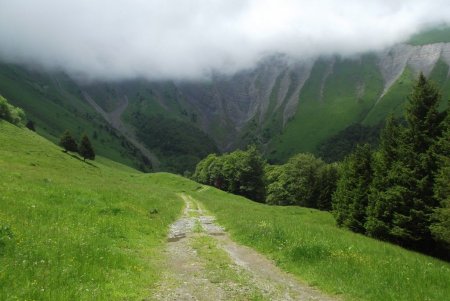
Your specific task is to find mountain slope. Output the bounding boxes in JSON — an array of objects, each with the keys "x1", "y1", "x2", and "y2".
[
  {"x1": 0, "y1": 64, "x2": 153, "y2": 170},
  {"x1": 0, "y1": 120, "x2": 197, "y2": 299},
  {"x1": 1, "y1": 29, "x2": 449, "y2": 168},
  {"x1": 1, "y1": 120, "x2": 449, "y2": 301}
]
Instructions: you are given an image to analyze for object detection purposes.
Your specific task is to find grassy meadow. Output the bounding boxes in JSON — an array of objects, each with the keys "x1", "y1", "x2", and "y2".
[
  {"x1": 1, "y1": 119, "x2": 450, "y2": 301},
  {"x1": 193, "y1": 187, "x2": 450, "y2": 301},
  {"x1": 0, "y1": 121, "x2": 198, "y2": 300},
  {"x1": 270, "y1": 55, "x2": 384, "y2": 162}
]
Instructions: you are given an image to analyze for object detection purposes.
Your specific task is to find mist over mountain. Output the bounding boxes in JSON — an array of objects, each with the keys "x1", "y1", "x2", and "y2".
[{"x1": 1, "y1": 0, "x2": 450, "y2": 81}]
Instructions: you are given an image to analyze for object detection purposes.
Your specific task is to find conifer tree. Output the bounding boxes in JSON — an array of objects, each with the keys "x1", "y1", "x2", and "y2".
[
  {"x1": 400, "y1": 73, "x2": 442, "y2": 246},
  {"x1": 59, "y1": 130, "x2": 78, "y2": 152},
  {"x1": 78, "y1": 134, "x2": 95, "y2": 161},
  {"x1": 430, "y1": 112, "x2": 450, "y2": 248},
  {"x1": 366, "y1": 116, "x2": 407, "y2": 239},
  {"x1": 332, "y1": 143, "x2": 372, "y2": 233},
  {"x1": 367, "y1": 74, "x2": 444, "y2": 248}
]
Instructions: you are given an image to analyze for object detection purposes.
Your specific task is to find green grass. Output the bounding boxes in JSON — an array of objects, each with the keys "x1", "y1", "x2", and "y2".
[
  {"x1": 0, "y1": 121, "x2": 199, "y2": 300},
  {"x1": 363, "y1": 68, "x2": 416, "y2": 125},
  {"x1": 429, "y1": 60, "x2": 450, "y2": 111},
  {"x1": 190, "y1": 235, "x2": 266, "y2": 300},
  {"x1": 2, "y1": 119, "x2": 450, "y2": 300},
  {"x1": 270, "y1": 55, "x2": 384, "y2": 162},
  {"x1": 408, "y1": 26, "x2": 450, "y2": 45},
  {"x1": 192, "y1": 187, "x2": 450, "y2": 301},
  {"x1": 363, "y1": 64, "x2": 450, "y2": 126},
  {"x1": 0, "y1": 64, "x2": 146, "y2": 169}
]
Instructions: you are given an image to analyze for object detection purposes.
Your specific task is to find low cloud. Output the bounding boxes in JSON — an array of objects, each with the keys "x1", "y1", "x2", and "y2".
[{"x1": 0, "y1": 0, "x2": 449, "y2": 81}]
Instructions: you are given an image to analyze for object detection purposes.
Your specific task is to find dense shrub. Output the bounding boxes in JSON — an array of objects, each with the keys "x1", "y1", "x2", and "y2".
[{"x1": 0, "y1": 95, "x2": 26, "y2": 126}]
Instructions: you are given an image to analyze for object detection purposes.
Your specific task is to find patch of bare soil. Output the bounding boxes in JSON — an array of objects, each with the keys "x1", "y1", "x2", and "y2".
[{"x1": 150, "y1": 194, "x2": 338, "y2": 301}]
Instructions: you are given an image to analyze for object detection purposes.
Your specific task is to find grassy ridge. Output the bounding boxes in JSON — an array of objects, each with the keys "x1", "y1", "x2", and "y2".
[
  {"x1": 271, "y1": 56, "x2": 383, "y2": 162},
  {"x1": 0, "y1": 121, "x2": 198, "y2": 300},
  {"x1": 0, "y1": 64, "x2": 145, "y2": 169},
  {"x1": 193, "y1": 187, "x2": 450, "y2": 301}
]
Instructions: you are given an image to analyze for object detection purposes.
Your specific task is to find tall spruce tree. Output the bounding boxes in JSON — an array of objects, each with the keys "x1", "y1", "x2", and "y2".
[
  {"x1": 401, "y1": 73, "x2": 442, "y2": 247},
  {"x1": 365, "y1": 115, "x2": 406, "y2": 239},
  {"x1": 367, "y1": 74, "x2": 444, "y2": 248},
  {"x1": 78, "y1": 134, "x2": 95, "y2": 161},
  {"x1": 430, "y1": 112, "x2": 450, "y2": 249},
  {"x1": 332, "y1": 143, "x2": 373, "y2": 233}
]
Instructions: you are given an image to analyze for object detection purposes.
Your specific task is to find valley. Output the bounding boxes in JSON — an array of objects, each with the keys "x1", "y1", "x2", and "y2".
[
  {"x1": 1, "y1": 120, "x2": 449, "y2": 300},
  {"x1": 1, "y1": 8, "x2": 450, "y2": 300},
  {"x1": 2, "y1": 30, "x2": 450, "y2": 172}
]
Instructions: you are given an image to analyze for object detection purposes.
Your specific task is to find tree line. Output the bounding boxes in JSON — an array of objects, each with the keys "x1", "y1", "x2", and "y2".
[
  {"x1": 193, "y1": 74, "x2": 449, "y2": 259},
  {"x1": 193, "y1": 146, "x2": 338, "y2": 211},
  {"x1": 333, "y1": 74, "x2": 449, "y2": 257}
]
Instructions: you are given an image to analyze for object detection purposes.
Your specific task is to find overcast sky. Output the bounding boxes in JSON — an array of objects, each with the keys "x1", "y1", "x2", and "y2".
[{"x1": 0, "y1": 0, "x2": 449, "y2": 81}]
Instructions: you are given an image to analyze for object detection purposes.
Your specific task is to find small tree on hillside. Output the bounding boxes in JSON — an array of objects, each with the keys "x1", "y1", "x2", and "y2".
[
  {"x1": 78, "y1": 134, "x2": 95, "y2": 161},
  {"x1": 59, "y1": 130, "x2": 78, "y2": 153},
  {"x1": 26, "y1": 120, "x2": 36, "y2": 131}
]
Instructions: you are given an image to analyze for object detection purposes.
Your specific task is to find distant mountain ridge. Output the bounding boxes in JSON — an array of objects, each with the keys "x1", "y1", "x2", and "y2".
[{"x1": 1, "y1": 30, "x2": 449, "y2": 170}]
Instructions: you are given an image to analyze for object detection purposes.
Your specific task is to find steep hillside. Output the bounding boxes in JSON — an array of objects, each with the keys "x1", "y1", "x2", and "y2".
[
  {"x1": 1, "y1": 29, "x2": 449, "y2": 167},
  {"x1": 0, "y1": 64, "x2": 152, "y2": 170},
  {"x1": 1, "y1": 120, "x2": 449, "y2": 301},
  {"x1": 0, "y1": 120, "x2": 198, "y2": 299}
]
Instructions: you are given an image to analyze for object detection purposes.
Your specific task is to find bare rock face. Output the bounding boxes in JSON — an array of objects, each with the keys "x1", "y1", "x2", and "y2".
[
  {"x1": 377, "y1": 44, "x2": 415, "y2": 96},
  {"x1": 440, "y1": 44, "x2": 450, "y2": 77},
  {"x1": 407, "y1": 43, "x2": 443, "y2": 76},
  {"x1": 282, "y1": 60, "x2": 315, "y2": 124},
  {"x1": 101, "y1": 42, "x2": 449, "y2": 151},
  {"x1": 180, "y1": 42, "x2": 450, "y2": 150}
]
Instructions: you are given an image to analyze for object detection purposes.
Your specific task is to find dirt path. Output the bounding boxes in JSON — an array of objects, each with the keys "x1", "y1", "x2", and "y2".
[{"x1": 150, "y1": 194, "x2": 337, "y2": 301}]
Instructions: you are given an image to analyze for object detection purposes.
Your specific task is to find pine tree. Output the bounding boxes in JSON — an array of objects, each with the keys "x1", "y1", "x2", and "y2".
[
  {"x1": 430, "y1": 112, "x2": 450, "y2": 249},
  {"x1": 366, "y1": 116, "x2": 407, "y2": 239},
  {"x1": 401, "y1": 73, "x2": 443, "y2": 247},
  {"x1": 367, "y1": 74, "x2": 444, "y2": 248},
  {"x1": 59, "y1": 130, "x2": 78, "y2": 153},
  {"x1": 332, "y1": 144, "x2": 373, "y2": 233},
  {"x1": 78, "y1": 134, "x2": 95, "y2": 161}
]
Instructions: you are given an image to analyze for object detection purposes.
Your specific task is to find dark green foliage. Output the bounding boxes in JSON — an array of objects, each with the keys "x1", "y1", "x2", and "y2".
[
  {"x1": 134, "y1": 114, "x2": 218, "y2": 173},
  {"x1": 340, "y1": 74, "x2": 449, "y2": 256},
  {"x1": 332, "y1": 144, "x2": 373, "y2": 233},
  {"x1": 316, "y1": 163, "x2": 339, "y2": 211},
  {"x1": 318, "y1": 123, "x2": 382, "y2": 163},
  {"x1": 0, "y1": 95, "x2": 25, "y2": 126},
  {"x1": 59, "y1": 130, "x2": 78, "y2": 153},
  {"x1": 430, "y1": 113, "x2": 450, "y2": 248},
  {"x1": 265, "y1": 164, "x2": 292, "y2": 205},
  {"x1": 25, "y1": 120, "x2": 35, "y2": 131},
  {"x1": 193, "y1": 146, "x2": 266, "y2": 202},
  {"x1": 367, "y1": 73, "x2": 443, "y2": 247},
  {"x1": 192, "y1": 154, "x2": 219, "y2": 185},
  {"x1": 78, "y1": 134, "x2": 95, "y2": 161},
  {"x1": 365, "y1": 116, "x2": 412, "y2": 240},
  {"x1": 266, "y1": 153, "x2": 327, "y2": 208}
]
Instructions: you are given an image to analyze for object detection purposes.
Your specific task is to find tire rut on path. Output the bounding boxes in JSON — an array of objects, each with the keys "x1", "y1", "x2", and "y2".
[{"x1": 150, "y1": 194, "x2": 338, "y2": 301}]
